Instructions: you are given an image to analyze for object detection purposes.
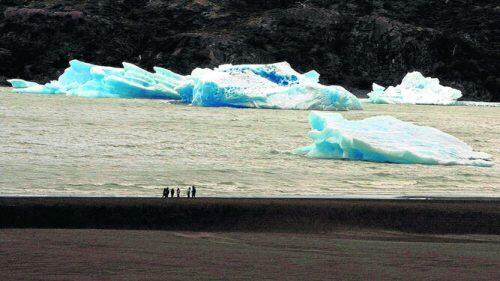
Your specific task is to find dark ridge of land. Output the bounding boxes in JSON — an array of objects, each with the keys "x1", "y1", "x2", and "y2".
[
  {"x1": 1, "y1": 197, "x2": 499, "y2": 234},
  {"x1": 0, "y1": 0, "x2": 498, "y2": 101},
  {"x1": 1, "y1": 229, "x2": 499, "y2": 280}
]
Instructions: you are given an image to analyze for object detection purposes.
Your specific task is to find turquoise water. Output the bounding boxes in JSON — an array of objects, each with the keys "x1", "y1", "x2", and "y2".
[{"x1": 1, "y1": 88, "x2": 499, "y2": 197}]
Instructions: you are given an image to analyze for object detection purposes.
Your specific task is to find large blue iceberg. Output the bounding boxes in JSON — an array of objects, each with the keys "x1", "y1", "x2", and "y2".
[
  {"x1": 179, "y1": 62, "x2": 362, "y2": 110},
  {"x1": 294, "y1": 111, "x2": 493, "y2": 166},
  {"x1": 8, "y1": 60, "x2": 362, "y2": 111},
  {"x1": 368, "y1": 72, "x2": 462, "y2": 105}
]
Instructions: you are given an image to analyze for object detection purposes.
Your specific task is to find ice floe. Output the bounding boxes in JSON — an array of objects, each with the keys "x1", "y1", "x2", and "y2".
[
  {"x1": 368, "y1": 71, "x2": 462, "y2": 105},
  {"x1": 294, "y1": 111, "x2": 493, "y2": 166}
]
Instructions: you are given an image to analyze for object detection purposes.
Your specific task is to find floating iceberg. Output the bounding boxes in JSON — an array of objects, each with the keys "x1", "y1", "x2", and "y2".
[
  {"x1": 6, "y1": 79, "x2": 39, "y2": 88},
  {"x1": 368, "y1": 72, "x2": 462, "y2": 105},
  {"x1": 8, "y1": 60, "x2": 362, "y2": 111},
  {"x1": 9, "y1": 60, "x2": 185, "y2": 99},
  {"x1": 294, "y1": 111, "x2": 493, "y2": 166},
  {"x1": 180, "y1": 62, "x2": 362, "y2": 110}
]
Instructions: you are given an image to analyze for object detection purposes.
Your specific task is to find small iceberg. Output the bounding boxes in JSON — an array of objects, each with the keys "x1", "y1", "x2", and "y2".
[
  {"x1": 294, "y1": 111, "x2": 493, "y2": 166},
  {"x1": 8, "y1": 60, "x2": 362, "y2": 111},
  {"x1": 6, "y1": 79, "x2": 39, "y2": 89},
  {"x1": 368, "y1": 71, "x2": 462, "y2": 105},
  {"x1": 180, "y1": 62, "x2": 362, "y2": 110}
]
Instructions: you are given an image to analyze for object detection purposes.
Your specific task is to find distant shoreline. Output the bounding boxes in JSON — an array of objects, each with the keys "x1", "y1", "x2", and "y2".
[
  {"x1": 1, "y1": 197, "x2": 498, "y2": 234},
  {"x1": 4, "y1": 87, "x2": 500, "y2": 107},
  {"x1": 1, "y1": 195, "x2": 500, "y2": 200}
]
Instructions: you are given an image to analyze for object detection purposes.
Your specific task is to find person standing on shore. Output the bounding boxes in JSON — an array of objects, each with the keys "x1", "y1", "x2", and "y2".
[
  {"x1": 170, "y1": 188, "x2": 174, "y2": 198},
  {"x1": 176, "y1": 187, "x2": 180, "y2": 198},
  {"x1": 191, "y1": 185, "x2": 196, "y2": 198},
  {"x1": 186, "y1": 187, "x2": 191, "y2": 198},
  {"x1": 163, "y1": 188, "x2": 169, "y2": 198}
]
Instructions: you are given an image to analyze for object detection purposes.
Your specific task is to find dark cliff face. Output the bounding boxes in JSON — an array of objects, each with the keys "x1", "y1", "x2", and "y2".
[{"x1": 0, "y1": 0, "x2": 498, "y2": 101}]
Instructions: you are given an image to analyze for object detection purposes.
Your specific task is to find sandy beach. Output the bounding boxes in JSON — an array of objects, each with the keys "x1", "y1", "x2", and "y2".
[
  {"x1": 1, "y1": 229, "x2": 499, "y2": 280},
  {"x1": 1, "y1": 197, "x2": 499, "y2": 280}
]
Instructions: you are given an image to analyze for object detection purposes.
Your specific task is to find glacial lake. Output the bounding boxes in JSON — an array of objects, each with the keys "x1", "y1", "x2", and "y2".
[{"x1": 1, "y1": 87, "x2": 499, "y2": 198}]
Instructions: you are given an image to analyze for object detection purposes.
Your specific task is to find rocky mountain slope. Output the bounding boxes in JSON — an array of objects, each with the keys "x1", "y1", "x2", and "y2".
[{"x1": 0, "y1": 0, "x2": 498, "y2": 101}]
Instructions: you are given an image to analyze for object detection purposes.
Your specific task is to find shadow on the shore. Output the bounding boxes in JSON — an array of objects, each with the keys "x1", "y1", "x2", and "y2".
[{"x1": 0, "y1": 197, "x2": 499, "y2": 234}]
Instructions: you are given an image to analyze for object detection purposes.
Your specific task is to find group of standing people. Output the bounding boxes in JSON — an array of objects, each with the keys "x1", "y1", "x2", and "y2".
[{"x1": 162, "y1": 185, "x2": 196, "y2": 198}]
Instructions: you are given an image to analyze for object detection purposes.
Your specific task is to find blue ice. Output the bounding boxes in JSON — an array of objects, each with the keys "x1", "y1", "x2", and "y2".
[
  {"x1": 6, "y1": 79, "x2": 39, "y2": 88},
  {"x1": 180, "y1": 62, "x2": 362, "y2": 110},
  {"x1": 368, "y1": 71, "x2": 462, "y2": 105},
  {"x1": 9, "y1": 60, "x2": 185, "y2": 99},
  {"x1": 8, "y1": 60, "x2": 361, "y2": 111},
  {"x1": 294, "y1": 111, "x2": 493, "y2": 166}
]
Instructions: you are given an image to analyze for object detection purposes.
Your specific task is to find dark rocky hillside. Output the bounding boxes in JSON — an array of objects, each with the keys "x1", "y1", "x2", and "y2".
[{"x1": 0, "y1": 0, "x2": 498, "y2": 101}]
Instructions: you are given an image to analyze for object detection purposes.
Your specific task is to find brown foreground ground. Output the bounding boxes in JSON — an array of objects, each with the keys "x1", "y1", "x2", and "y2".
[
  {"x1": 1, "y1": 197, "x2": 499, "y2": 280},
  {"x1": 1, "y1": 228, "x2": 499, "y2": 280}
]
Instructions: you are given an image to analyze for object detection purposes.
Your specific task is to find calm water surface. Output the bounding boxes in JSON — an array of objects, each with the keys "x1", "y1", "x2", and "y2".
[{"x1": 1, "y1": 88, "x2": 499, "y2": 197}]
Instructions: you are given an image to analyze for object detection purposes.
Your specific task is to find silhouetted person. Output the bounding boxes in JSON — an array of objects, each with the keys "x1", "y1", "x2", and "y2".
[
  {"x1": 170, "y1": 188, "x2": 175, "y2": 198},
  {"x1": 187, "y1": 187, "x2": 191, "y2": 198},
  {"x1": 191, "y1": 185, "x2": 196, "y2": 198},
  {"x1": 162, "y1": 188, "x2": 169, "y2": 198},
  {"x1": 176, "y1": 187, "x2": 180, "y2": 198}
]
